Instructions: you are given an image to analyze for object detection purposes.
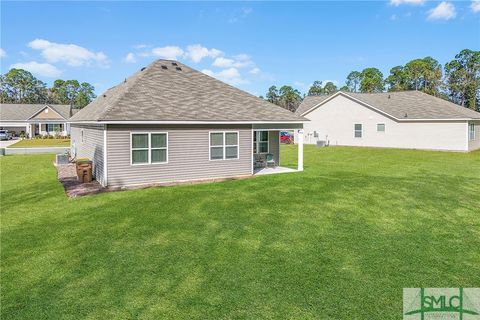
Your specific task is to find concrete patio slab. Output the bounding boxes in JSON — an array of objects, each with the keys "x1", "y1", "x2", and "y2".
[{"x1": 253, "y1": 166, "x2": 297, "y2": 175}]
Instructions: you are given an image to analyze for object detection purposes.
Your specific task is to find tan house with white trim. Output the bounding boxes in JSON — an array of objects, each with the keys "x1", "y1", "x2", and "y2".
[
  {"x1": 0, "y1": 103, "x2": 76, "y2": 137},
  {"x1": 69, "y1": 60, "x2": 307, "y2": 187},
  {"x1": 296, "y1": 91, "x2": 480, "y2": 152}
]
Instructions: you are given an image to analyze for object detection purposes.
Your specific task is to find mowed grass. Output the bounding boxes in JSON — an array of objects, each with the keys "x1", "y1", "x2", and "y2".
[
  {"x1": 9, "y1": 138, "x2": 70, "y2": 148},
  {"x1": 1, "y1": 145, "x2": 479, "y2": 319}
]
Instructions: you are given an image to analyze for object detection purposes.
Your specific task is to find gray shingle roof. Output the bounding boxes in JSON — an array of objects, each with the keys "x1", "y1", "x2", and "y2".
[
  {"x1": 70, "y1": 60, "x2": 306, "y2": 123},
  {"x1": 295, "y1": 94, "x2": 332, "y2": 116},
  {"x1": 297, "y1": 91, "x2": 480, "y2": 120},
  {"x1": 0, "y1": 104, "x2": 72, "y2": 121}
]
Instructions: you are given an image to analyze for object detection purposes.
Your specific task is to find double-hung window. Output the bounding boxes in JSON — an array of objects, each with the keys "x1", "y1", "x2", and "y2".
[
  {"x1": 46, "y1": 124, "x2": 62, "y2": 132},
  {"x1": 469, "y1": 123, "x2": 476, "y2": 141},
  {"x1": 131, "y1": 132, "x2": 168, "y2": 165},
  {"x1": 210, "y1": 131, "x2": 239, "y2": 160},
  {"x1": 254, "y1": 131, "x2": 269, "y2": 153},
  {"x1": 377, "y1": 123, "x2": 385, "y2": 132},
  {"x1": 354, "y1": 124, "x2": 363, "y2": 138}
]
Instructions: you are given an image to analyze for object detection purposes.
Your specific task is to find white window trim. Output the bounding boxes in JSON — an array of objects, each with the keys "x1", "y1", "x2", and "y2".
[
  {"x1": 209, "y1": 131, "x2": 240, "y2": 161},
  {"x1": 130, "y1": 132, "x2": 169, "y2": 166},
  {"x1": 377, "y1": 123, "x2": 385, "y2": 133},
  {"x1": 254, "y1": 130, "x2": 269, "y2": 154},
  {"x1": 469, "y1": 123, "x2": 476, "y2": 141},
  {"x1": 46, "y1": 123, "x2": 63, "y2": 132},
  {"x1": 354, "y1": 124, "x2": 363, "y2": 138}
]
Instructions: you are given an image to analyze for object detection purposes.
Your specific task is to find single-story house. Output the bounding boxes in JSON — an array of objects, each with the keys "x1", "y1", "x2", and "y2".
[
  {"x1": 295, "y1": 91, "x2": 480, "y2": 152},
  {"x1": 69, "y1": 60, "x2": 307, "y2": 187},
  {"x1": 0, "y1": 103, "x2": 76, "y2": 137}
]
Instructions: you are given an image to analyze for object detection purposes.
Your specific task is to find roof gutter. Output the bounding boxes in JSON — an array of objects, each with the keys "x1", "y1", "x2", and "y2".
[{"x1": 67, "y1": 120, "x2": 309, "y2": 124}]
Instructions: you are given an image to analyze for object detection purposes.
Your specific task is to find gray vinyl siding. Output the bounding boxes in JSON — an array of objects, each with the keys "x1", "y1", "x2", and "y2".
[
  {"x1": 71, "y1": 124, "x2": 105, "y2": 185},
  {"x1": 106, "y1": 124, "x2": 252, "y2": 187},
  {"x1": 268, "y1": 130, "x2": 280, "y2": 165}
]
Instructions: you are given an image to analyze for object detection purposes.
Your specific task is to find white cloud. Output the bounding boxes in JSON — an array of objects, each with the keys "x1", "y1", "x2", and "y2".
[
  {"x1": 133, "y1": 44, "x2": 149, "y2": 49},
  {"x1": 28, "y1": 39, "x2": 108, "y2": 67},
  {"x1": 0, "y1": 48, "x2": 6, "y2": 58},
  {"x1": 212, "y1": 57, "x2": 235, "y2": 68},
  {"x1": 242, "y1": 7, "x2": 252, "y2": 15},
  {"x1": 212, "y1": 56, "x2": 253, "y2": 68},
  {"x1": 201, "y1": 69, "x2": 215, "y2": 77},
  {"x1": 201, "y1": 67, "x2": 247, "y2": 85},
  {"x1": 217, "y1": 67, "x2": 241, "y2": 79},
  {"x1": 249, "y1": 67, "x2": 260, "y2": 75},
  {"x1": 294, "y1": 81, "x2": 308, "y2": 92},
  {"x1": 390, "y1": 0, "x2": 425, "y2": 6},
  {"x1": 228, "y1": 7, "x2": 253, "y2": 23},
  {"x1": 150, "y1": 46, "x2": 184, "y2": 60},
  {"x1": 323, "y1": 79, "x2": 339, "y2": 85},
  {"x1": 427, "y1": 2, "x2": 456, "y2": 20},
  {"x1": 129, "y1": 44, "x2": 255, "y2": 73},
  {"x1": 235, "y1": 54, "x2": 250, "y2": 61},
  {"x1": 124, "y1": 52, "x2": 136, "y2": 63},
  {"x1": 185, "y1": 44, "x2": 223, "y2": 63},
  {"x1": 10, "y1": 61, "x2": 62, "y2": 77},
  {"x1": 471, "y1": 0, "x2": 480, "y2": 13}
]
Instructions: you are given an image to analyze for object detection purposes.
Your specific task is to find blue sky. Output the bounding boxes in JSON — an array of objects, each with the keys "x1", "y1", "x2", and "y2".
[{"x1": 1, "y1": 1, "x2": 479, "y2": 96}]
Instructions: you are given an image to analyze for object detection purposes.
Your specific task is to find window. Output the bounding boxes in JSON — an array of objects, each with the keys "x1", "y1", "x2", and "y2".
[
  {"x1": 377, "y1": 123, "x2": 385, "y2": 132},
  {"x1": 469, "y1": 123, "x2": 476, "y2": 141},
  {"x1": 46, "y1": 124, "x2": 62, "y2": 132},
  {"x1": 254, "y1": 131, "x2": 269, "y2": 153},
  {"x1": 354, "y1": 124, "x2": 362, "y2": 138},
  {"x1": 131, "y1": 132, "x2": 168, "y2": 165},
  {"x1": 209, "y1": 131, "x2": 239, "y2": 160}
]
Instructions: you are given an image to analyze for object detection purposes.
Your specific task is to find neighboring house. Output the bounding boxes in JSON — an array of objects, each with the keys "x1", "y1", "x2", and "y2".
[
  {"x1": 0, "y1": 103, "x2": 76, "y2": 137},
  {"x1": 69, "y1": 60, "x2": 307, "y2": 187},
  {"x1": 296, "y1": 91, "x2": 480, "y2": 152}
]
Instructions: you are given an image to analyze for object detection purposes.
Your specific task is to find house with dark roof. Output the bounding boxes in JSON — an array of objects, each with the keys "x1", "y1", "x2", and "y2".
[
  {"x1": 69, "y1": 60, "x2": 307, "y2": 187},
  {"x1": 296, "y1": 91, "x2": 480, "y2": 152},
  {"x1": 0, "y1": 103, "x2": 75, "y2": 137}
]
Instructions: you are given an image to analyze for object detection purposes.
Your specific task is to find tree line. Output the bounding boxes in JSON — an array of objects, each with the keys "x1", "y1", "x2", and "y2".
[
  {"x1": 0, "y1": 68, "x2": 96, "y2": 108},
  {"x1": 262, "y1": 49, "x2": 479, "y2": 112}
]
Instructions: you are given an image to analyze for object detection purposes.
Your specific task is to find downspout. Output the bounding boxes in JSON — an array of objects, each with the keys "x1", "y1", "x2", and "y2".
[{"x1": 103, "y1": 124, "x2": 108, "y2": 187}]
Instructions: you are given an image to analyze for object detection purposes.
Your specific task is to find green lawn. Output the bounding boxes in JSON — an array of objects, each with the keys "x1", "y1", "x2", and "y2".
[
  {"x1": 1, "y1": 146, "x2": 479, "y2": 319},
  {"x1": 8, "y1": 138, "x2": 70, "y2": 148}
]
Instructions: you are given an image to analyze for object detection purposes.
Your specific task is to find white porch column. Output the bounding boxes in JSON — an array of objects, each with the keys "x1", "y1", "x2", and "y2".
[{"x1": 297, "y1": 129, "x2": 304, "y2": 171}]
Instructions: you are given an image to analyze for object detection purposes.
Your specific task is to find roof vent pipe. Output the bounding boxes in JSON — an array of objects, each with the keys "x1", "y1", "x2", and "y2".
[
  {"x1": 404, "y1": 113, "x2": 408, "y2": 118},
  {"x1": 388, "y1": 94, "x2": 391, "y2": 99}
]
